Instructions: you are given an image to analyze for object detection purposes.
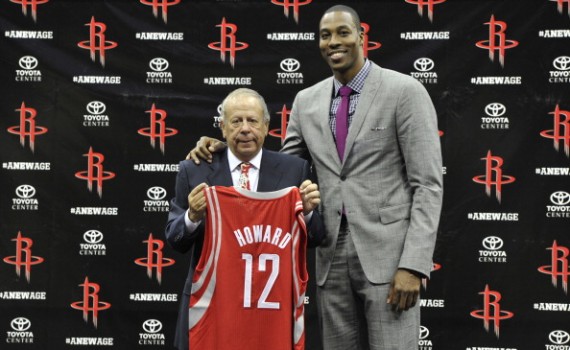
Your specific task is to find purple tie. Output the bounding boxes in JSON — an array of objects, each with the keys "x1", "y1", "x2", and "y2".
[{"x1": 335, "y1": 86, "x2": 352, "y2": 160}]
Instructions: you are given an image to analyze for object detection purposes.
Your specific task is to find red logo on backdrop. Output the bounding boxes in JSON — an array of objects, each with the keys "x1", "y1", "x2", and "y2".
[
  {"x1": 138, "y1": 103, "x2": 178, "y2": 154},
  {"x1": 472, "y1": 150, "x2": 516, "y2": 204},
  {"x1": 10, "y1": 0, "x2": 49, "y2": 22},
  {"x1": 270, "y1": 0, "x2": 312, "y2": 24},
  {"x1": 405, "y1": 0, "x2": 446, "y2": 22},
  {"x1": 70, "y1": 277, "x2": 111, "y2": 329},
  {"x1": 7, "y1": 102, "x2": 48, "y2": 153},
  {"x1": 538, "y1": 240, "x2": 570, "y2": 294},
  {"x1": 475, "y1": 15, "x2": 518, "y2": 68},
  {"x1": 540, "y1": 104, "x2": 570, "y2": 158},
  {"x1": 550, "y1": 0, "x2": 570, "y2": 16},
  {"x1": 77, "y1": 17, "x2": 118, "y2": 67},
  {"x1": 75, "y1": 147, "x2": 116, "y2": 198},
  {"x1": 361, "y1": 23, "x2": 381, "y2": 58},
  {"x1": 140, "y1": 0, "x2": 180, "y2": 24},
  {"x1": 470, "y1": 284, "x2": 514, "y2": 338},
  {"x1": 3, "y1": 231, "x2": 44, "y2": 283},
  {"x1": 422, "y1": 262, "x2": 442, "y2": 290},
  {"x1": 208, "y1": 17, "x2": 249, "y2": 68},
  {"x1": 134, "y1": 233, "x2": 175, "y2": 285},
  {"x1": 268, "y1": 105, "x2": 291, "y2": 144}
]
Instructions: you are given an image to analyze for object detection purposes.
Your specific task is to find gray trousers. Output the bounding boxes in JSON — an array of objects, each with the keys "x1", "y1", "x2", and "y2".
[{"x1": 317, "y1": 217, "x2": 420, "y2": 350}]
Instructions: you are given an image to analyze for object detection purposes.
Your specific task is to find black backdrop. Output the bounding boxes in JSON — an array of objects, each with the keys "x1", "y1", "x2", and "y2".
[{"x1": 1, "y1": 0, "x2": 570, "y2": 349}]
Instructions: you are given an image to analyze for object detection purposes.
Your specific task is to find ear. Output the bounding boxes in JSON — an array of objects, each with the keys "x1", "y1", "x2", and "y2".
[{"x1": 220, "y1": 121, "x2": 227, "y2": 139}]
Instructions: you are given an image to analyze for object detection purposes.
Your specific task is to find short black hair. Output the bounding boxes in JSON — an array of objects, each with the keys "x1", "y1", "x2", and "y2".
[{"x1": 323, "y1": 5, "x2": 361, "y2": 32}]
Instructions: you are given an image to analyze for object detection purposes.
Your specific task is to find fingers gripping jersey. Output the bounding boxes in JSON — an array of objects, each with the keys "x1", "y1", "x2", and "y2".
[{"x1": 188, "y1": 186, "x2": 308, "y2": 350}]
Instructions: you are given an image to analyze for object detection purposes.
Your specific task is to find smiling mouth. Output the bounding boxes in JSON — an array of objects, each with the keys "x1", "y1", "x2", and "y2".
[{"x1": 328, "y1": 50, "x2": 346, "y2": 60}]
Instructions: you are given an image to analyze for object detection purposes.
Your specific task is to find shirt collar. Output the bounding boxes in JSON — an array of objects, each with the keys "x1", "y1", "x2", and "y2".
[
  {"x1": 333, "y1": 59, "x2": 371, "y2": 97},
  {"x1": 227, "y1": 148, "x2": 263, "y2": 172}
]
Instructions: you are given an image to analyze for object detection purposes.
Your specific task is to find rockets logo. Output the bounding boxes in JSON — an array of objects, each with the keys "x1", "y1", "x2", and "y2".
[
  {"x1": 208, "y1": 18, "x2": 249, "y2": 68},
  {"x1": 540, "y1": 105, "x2": 570, "y2": 158},
  {"x1": 77, "y1": 17, "x2": 118, "y2": 67},
  {"x1": 404, "y1": 0, "x2": 446, "y2": 22},
  {"x1": 472, "y1": 150, "x2": 516, "y2": 203},
  {"x1": 74, "y1": 147, "x2": 116, "y2": 198},
  {"x1": 361, "y1": 23, "x2": 381, "y2": 58},
  {"x1": 134, "y1": 233, "x2": 175, "y2": 285},
  {"x1": 70, "y1": 277, "x2": 111, "y2": 328},
  {"x1": 470, "y1": 285, "x2": 514, "y2": 338},
  {"x1": 7, "y1": 102, "x2": 48, "y2": 153},
  {"x1": 538, "y1": 241, "x2": 570, "y2": 294},
  {"x1": 138, "y1": 104, "x2": 178, "y2": 154},
  {"x1": 139, "y1": 0, "x2": 180, "y2": 24},
  {"x1": 549, "y1": 0, "x2": 570, "y2": 17},
  {"x1": 3, "y1": 231, "x2": 44, "y2": 283},
  {"x1": 268, "y1": 105, "x2": 291, "y2": 144},
  {"x1": 9, "y1": 0, "x2": 49, "y2": 22},
  {"x1": 270, "y1": 0, "x2": 312, "y2": 24},
  {"x1": 475, "y1": 15, "x2": 519, "y2": 67}
]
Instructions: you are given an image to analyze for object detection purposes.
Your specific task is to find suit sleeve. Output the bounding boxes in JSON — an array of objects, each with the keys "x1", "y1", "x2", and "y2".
[
  {"x1": 165, "y1": 161, "x2": 205, "y2": 254},
  {"x1": 281, "y1": 93, "x2": 311, "y2": 162},
  {"x1": 395, "y1": 78, "x2": 443, "y2": 278}
]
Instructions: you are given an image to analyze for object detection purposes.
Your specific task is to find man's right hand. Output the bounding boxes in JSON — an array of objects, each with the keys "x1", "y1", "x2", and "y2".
[
  {"x1": 188, "y1": 183, "x2": 208, "y2": 222},
  {"x1": 186, "y1": 136, "x2": 226, "y2": 164}
]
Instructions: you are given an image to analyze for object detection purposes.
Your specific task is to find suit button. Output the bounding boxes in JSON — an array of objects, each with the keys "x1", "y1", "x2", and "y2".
[{"x1": 340, "y1": 175, "x2": 346, "y2": 181}]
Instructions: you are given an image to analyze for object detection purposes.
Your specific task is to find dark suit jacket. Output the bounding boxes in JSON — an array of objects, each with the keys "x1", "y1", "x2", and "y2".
[{"x1": 165, "y1": 148, "x2": 324, "y2": 350}]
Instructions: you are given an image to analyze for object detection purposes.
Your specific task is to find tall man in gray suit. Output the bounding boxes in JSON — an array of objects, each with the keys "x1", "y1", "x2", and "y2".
[{"x1": 188, "y1": 5, "x2": 443, "y2": 349}]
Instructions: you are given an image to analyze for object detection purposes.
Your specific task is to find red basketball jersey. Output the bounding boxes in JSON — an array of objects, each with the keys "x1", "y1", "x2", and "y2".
[{"x1": 188, "y1": 186, "x2": 308, "y2": 350}]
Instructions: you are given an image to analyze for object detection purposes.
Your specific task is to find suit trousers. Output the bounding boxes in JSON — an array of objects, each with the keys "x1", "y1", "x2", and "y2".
[{"x1": 317, "y1": 217, "x2": 420, "y2": 350}]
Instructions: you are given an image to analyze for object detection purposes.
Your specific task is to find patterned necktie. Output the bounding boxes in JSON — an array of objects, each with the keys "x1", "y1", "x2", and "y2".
[
  {"x1": 335, "y1": 86, "x2": 353, "y2": 161},
  {"x1": 238, "y1": 162, "x2": 252, "y2": 190}
]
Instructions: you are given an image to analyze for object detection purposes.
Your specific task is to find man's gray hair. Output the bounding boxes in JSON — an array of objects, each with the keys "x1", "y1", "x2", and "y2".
[{"x1": 220, "y1": 88, "x2": 271, "y2": 123}]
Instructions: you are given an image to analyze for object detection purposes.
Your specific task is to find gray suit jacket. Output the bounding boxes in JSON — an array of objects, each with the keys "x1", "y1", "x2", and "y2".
[{"x1": 282, "y1": 62, "x2": 443, "y2": 286}]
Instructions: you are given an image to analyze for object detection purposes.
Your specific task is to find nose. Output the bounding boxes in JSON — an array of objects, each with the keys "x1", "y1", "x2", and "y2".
[
  {"x1": 239, "y1": 120, "x2": 252, "y2": 132},
  {"x1": 328, "y1": 33, "x2": 341, "y2": 47}
]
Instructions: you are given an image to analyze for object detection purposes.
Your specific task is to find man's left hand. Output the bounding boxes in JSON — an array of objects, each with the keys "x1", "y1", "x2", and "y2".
[
  {"x1": 300, "y1": 180, "x2": 320, "y2": 215},
  {"x1": 386, "y1": 269, "x2": 421, "y2": 312}
]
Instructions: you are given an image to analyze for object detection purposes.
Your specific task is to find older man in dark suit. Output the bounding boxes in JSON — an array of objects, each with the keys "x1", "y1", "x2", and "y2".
[{"x1": 165, "y1": 88, "x2": 323, "y2": 350}]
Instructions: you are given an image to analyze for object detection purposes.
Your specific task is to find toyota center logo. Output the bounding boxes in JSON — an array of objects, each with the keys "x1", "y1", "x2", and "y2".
[
  {"x1": 413, "y1": 58, "x2": 434, "y2": 72},
  {"x1": 15, "y1": 185, "x2": 36, "y2": 199},
  {"x1": 142, "y1": 319, "x2": 162, "y2": 333},
  {"x1": 549, "y1": 330, "x2": 570, "y2": 345},
  {"x1": 19, "y1": 56, "x2": 38, "y2": 70},
  {"x1": 149, "y1": 57, "x2": 169, "y2": 72},
  {"x1": 280, "y1": 58, "x2": 300, "y2": 72},
  {"x1": 482, "y1": 236, "x2": 504, "y2": 250},
  {"x1": 550, "y1": 191, "x2": 570, "y2": 205},
  {"x1": 419, "y1": 326, "x2": 429, "y2": 340},
  {"x1": 147, "y1": 187, "x2": 167, "y2": 200},
  {"x1": 485, "y1": 103, "x2": 506, "y2": 117},
  {"x1": 86, "y1": 101, "x2": 106, "y2": 115},
  {"x1": 11, "y1": 317, "x2": 31, "y2": 332},
  {"x1": 83, "y1": 230, "x2": 104, "y2": 244},
  {"x1": 553, "y1": 56, "x2": 570, "y2": 71}
]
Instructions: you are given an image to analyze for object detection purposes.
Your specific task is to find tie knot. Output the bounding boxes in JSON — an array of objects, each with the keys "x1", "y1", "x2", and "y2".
[
  {"x1": 240, "y1": 162, "x2": 251, "y2": 172},
  {"x1": 339, "y1": 86, "x2": 352, "y2": 97}
]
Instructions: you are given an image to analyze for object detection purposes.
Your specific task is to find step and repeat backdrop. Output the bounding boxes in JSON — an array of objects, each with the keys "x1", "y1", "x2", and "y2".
[{"x1": 1, "y1": 0, "x2": 570, "y2": 349}]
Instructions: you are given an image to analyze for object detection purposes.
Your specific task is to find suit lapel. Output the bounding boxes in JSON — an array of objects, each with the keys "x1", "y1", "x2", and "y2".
[
  {"x1": 206, "y1": 150, "x2": 233, "y2": 187},
  {"x1": 257, "y1": 150, "x2": 282, "y2": 191},
  {"x1": 344, "y1": 64, "x2": 383, "y2": 166},
  {"x1": 316, "y1": 78, "x2": 342, "y2": 167}
]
